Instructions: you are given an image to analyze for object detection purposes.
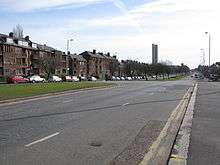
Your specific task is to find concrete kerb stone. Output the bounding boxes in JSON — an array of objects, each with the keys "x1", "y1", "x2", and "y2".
[
  {"x1": 168, "y1": 83, "x2": 198, "y2": 165},
  {"x1": 139, "y1": 85, "x2": 195, "y2": 165}
]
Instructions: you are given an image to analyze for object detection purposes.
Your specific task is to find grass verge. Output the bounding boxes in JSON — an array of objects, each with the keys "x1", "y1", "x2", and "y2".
[{"x1": 0, "y1": 82, "x2": 113, "y2": 101}]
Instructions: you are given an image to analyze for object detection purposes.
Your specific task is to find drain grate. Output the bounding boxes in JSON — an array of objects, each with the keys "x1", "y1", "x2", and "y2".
[{"x1": 89, "y1": 141, "x2": 102, "y2": 147}]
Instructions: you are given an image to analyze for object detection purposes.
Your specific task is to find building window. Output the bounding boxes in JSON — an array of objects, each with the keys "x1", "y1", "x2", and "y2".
[
  {"x1": 4, "y1": 69, "x2": 10, "y2": 76},
  {"x1": 16, "y1": 69, "x2": 22, "y2": 75},
  {"x1": 62, "y1": 56, "x2": 66, "y2": 61},
  {"x1": 0, "y1": 56, "x2": 3, "y2": 63},
  {"x1": 22, "y1": 58, "x2": 26, "y2": 65},
  {"x1": 0, "y1": 67, "x2": 3, "y2": 76},
  {"x1": 16, "y1": 58, "x2": 22, "y2": 65}
]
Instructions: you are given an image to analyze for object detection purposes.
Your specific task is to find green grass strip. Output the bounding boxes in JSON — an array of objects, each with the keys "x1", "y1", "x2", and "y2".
[{"x1": 0, "y1": 82, "x2": 113, "y2": 101}]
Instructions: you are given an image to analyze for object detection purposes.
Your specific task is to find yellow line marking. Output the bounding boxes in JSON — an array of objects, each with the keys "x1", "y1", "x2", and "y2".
[{"x1": 170, "y1": 154, "x2": 185, "y2": 160}]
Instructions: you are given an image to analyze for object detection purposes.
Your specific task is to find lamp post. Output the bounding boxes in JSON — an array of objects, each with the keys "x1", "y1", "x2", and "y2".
[
  {"x1": 205, "y1": 32, "x2": 211, "y2": 67},
  {"x1": 67, "y1": 39, "x2": 74, "y2": 54},
  {"x1": 200, "y1": 48, "x2": 205, "y2": 66}
]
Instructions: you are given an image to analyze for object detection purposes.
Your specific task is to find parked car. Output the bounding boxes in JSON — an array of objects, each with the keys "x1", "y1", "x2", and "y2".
[
  {"x1": 112, "y1": 76, "x2": 117, "y2": 81},
  {"x1": 65, "y1": 76, "x2": 73, "y2": 82},
  {"x1": 29, "y1": 75, "x2": 46, "y2": 83},
  {"x1": 116, "y1": 77, "x2": 120, "y2": 81},
  {"x1": 8, "y1": 76, "x2": 29, "y2": 84},
  {"x1": 120, "y1": 77, "x2": 125, "y2": 80},
  {"x1": 91, "y1": 76, "x2": 97, "y2": 81},
  {"x1": 80, "y1": 76, "x2": 87, "y2": 81},
  {"x1": 72, "y1": 76, "x2": 80, "y2": 82},
  {"x1": 126, "y1": 77, "x2": 132, "y2": 80},
  {"x1": 88, "y1": 76, "x2": 97, "y2": 81},
  {"x1": 64, "y1": 76, "x2": 79, "y2": 82},
  {"x1": 48, "y1": 75, "x2": 62, "y2": 82}
]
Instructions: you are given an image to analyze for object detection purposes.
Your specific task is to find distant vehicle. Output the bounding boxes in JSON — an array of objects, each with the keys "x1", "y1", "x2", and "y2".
[
  {"x1": 91, "y1": 76, "x2": 97, "y2": 81},
  {"x1": 8, "y1": 76, "x2": 29, "y2": 84},
  {"x1": 80, "y1": 76, "x2": 87, "y2": 81},
  {"x1": 65, "y1": 76, "x2": 72, "y2": 82},
  {"x1": 48, "y1": 75, "x2": 62, "y2": 82},
  {"x1": 112, "y1": 76, "x2": 117, "y2": 81},
  {"x1": 72, "y1": 76, "x2": 79, "y2": 82},
  {"x1": 65, "y1": 76, "x2": 80, "y2": 82},
  {"x1": 29, "y1": 75, "x2": 46, "y2": 83},
  {"x1": 88, "y1": 76, "x2": 97, "y2": 81},
  {"x1": 120, "y1": 77, "x2": 125, "y2": 81},
  {"x1": 127, "y1": 77, "x2": 132, "y2": 80},
  {"x1": 116, "y1": 77, "x2": 120, "y2": 81},
  {"x1": 209, "y1": 74, "x2": 220, "y2": 81}
]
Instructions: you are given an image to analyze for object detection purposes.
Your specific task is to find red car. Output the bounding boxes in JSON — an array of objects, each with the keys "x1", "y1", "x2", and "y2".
[{"x1": 8, "y1": 76, "x2": 30, "y2": 83}]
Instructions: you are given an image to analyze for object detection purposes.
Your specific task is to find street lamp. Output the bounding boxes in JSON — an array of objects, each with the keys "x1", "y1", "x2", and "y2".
[
  {"x1": 205, "y1": 32, "x2": 211, "y2": 67},
  {"x1": 200, "y1": 48, "x2": 205, "y2": 66},
  {"x1": 67, "y1": 39, "x2": 74, "y2": 54}
]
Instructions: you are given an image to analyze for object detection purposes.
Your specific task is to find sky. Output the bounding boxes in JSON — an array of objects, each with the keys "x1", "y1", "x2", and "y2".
[{"x1": 0, "y1": 0, "x2": 220, "y2": 68}]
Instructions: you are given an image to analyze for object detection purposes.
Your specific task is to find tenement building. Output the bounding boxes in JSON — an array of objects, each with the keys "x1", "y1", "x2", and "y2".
[
  {"x1": 0, "y1": 32, "x2": 69, "y2": 77},
  {"x1": 80, "y1": 50, "x2": 118, "y2": 79},
  {"x1": 0, "y1": 32, "x2": 119, "y2": 80},
  {"x1": 68, "y1": 53, "x2": 87, "y2": 77}
]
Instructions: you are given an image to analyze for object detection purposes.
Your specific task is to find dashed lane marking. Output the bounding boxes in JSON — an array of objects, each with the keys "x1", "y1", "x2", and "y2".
[{"x1": 25, "y1": 132, "x2": 60, "y2": 147}]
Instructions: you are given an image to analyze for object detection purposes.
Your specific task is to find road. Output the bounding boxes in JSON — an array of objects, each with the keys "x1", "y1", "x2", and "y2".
[
  {"x1": 188, "y1": 81, "x2": 220, "y2": 165},
  {"x1": 0, "y1": 80, "x2": 193, "y2": 165}
]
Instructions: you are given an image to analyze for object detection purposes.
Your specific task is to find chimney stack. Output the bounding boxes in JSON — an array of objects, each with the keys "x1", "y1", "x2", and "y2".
[
  {"x1": 93, "y1": 49, "x2": 96, "y2": 54},
  {"x1": 25, "y1": 36, "x2": 30, "y2": 41},
  {"x1": 9, "y1": 32, "x2": 14, "y2": 38}
]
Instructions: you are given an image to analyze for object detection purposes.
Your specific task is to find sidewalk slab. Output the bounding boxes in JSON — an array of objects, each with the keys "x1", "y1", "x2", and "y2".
[{"x1": 187, "y1": 82, "x2": 220, "y2": 165}]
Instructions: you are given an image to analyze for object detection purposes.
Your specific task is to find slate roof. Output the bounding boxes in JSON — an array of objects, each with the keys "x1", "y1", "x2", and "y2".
[
  {"x1": 37, "y1": 44, "x2": 56, "y2": 52},
  {"x1": 70, "y1": 54, "x2": 86, "y2": 62}
]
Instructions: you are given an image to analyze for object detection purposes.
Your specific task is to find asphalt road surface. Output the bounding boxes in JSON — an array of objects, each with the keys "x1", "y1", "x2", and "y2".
[
  {"x1": 0, "y1": 80, "x2": 193, "y2": 165},
  {"x1": 188, "y1": 81, "x2": 220, "y2": 165}
]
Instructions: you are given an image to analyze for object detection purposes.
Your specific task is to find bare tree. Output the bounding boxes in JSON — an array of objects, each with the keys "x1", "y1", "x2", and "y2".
[
  {"x1": 37, "y1": 56, "x2": 61, "y2": 79},
  {"x1": 13, "y1": 24, "x2": 24, "y2": 39}
]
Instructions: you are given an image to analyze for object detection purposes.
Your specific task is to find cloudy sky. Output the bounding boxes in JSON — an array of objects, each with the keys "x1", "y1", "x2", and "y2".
[{"x1": 0, "y1": 0, "x2": 220, "y2": 68}]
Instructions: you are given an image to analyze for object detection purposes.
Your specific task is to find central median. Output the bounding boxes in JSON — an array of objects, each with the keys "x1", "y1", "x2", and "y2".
[{"x1": 0, "y1": 82, "x2": 114, "y2": 101}]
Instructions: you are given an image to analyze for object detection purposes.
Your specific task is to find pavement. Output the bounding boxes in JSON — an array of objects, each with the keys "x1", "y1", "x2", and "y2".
[
  {"x1": 0, "y1": 80, "x2": 193, "y2": 165},
  {"x1": 187, "y1": 81, "x2": 220, "y2": 165}
]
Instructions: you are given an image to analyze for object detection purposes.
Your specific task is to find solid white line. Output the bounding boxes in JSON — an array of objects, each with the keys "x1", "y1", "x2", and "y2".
[
  {"x1": 122, "y1": 103, "x2": 130, "y2": 106},
  {"x1": 25, "y1": 132, "x2": 60, "y2": 147}
]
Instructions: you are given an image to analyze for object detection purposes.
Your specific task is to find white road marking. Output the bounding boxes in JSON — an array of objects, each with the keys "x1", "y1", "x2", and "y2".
[
  {"x1": 62, "y1": 100, "x2": 73, "y2": 103},
  {"x1": 122, "y1": 103, "x2": 130, "y2": 106},
  {"x1": 25, "y1": 132, "x2": 60, "y2": 147}
]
